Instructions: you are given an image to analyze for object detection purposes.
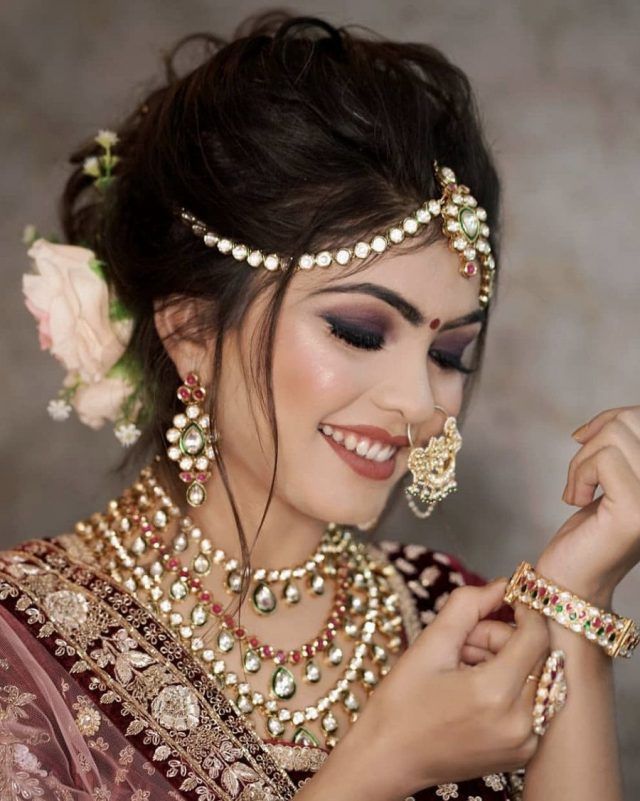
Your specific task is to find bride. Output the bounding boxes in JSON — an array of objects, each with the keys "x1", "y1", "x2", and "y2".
[{"x1": 4, "y1": 12, "x2": 639, "y2": 801}]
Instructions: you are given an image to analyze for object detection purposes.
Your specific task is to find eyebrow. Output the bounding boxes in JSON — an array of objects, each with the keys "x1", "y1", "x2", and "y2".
[{"x1": 308, "y1": 282, "x2": 487, "y2": 330}]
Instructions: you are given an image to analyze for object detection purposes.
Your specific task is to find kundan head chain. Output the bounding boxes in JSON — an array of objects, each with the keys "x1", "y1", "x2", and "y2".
[{"x1": 175, "y1": 161, "x2": 496, "y2": 307}]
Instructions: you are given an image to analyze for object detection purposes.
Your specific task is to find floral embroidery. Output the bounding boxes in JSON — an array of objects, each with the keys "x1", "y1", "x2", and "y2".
[
  {"x1": 0, "y1": 683, "x2": 51, "y2": 800},
  {"x1": 419, "y1": 565, "x2": 442, "y2": 587},
  {"x1": 130, "y1": 790, "x2": 150, "y2": 800},
  {"x1": 394, "y1": 557, "x2": 418, "y2": 575},
  {"x1": 151, "y1": 685, "x2": 200, "y2": 731},
  {"x1": 0, "y1": 541, "x2": 298, "y2": 801},
  {"x1": 403, "y1": 543, "x2": 428, "y2": 560},
  {"x1": 73, "y1": 695, "x2": 102, "y2": 736},
  {"x1": 89, "y1": 736, "x2": 110, "y2": 753},
  {"x1": 407, "y1": 580, "x2": 430, "y2": 599},
  {"x1": 436, "y1": 783, "x2": 459, "y2": 799},
  {"x1": 483, "y1": 773, "x2": 507, "y2": 791},
  {"x1": 43, "y1": 589, "x2": 89, "y2": 627}
]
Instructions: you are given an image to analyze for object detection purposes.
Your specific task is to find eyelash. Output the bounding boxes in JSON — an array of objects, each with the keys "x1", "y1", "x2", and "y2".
[{"x1": 326, "y1": 319, "x2": 477, "y2": 375}]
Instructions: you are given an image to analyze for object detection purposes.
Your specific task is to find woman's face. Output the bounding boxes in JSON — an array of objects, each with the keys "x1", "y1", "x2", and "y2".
[{"x1": 211, "y1": 237, "x2": 484, "y2": 527}]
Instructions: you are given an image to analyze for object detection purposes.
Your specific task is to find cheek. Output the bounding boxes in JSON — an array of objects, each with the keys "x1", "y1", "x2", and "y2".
[{"x1": 273, "y1": 318, "x2": 360, "y2": 425}]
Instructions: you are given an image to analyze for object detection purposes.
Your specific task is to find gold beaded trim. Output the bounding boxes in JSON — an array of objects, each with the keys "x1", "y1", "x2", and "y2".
[
  {"x1": 504, "y1": 562, "x2": 640, "y2": 658},
  {"x1": 174, "y1": 162, "x2": 496, "y2": 308}
]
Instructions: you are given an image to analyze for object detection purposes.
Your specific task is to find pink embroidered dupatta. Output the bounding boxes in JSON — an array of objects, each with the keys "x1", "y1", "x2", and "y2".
[{"x1": 0, "y1": 537, "x2": 300, "y2": 801}]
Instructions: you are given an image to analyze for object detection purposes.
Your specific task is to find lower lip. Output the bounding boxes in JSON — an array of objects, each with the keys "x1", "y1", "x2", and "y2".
[{"x1": 320, "y1": 432, "x2": 398, "y2": 481}]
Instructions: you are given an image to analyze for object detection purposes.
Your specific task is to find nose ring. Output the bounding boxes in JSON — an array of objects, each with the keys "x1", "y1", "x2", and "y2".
[
  {"x1": 406, "y1": 405, "x2": 448, "y2": 448},
  {"x1": 405, "y1": 405, "x2": 463, "y2": 519}
]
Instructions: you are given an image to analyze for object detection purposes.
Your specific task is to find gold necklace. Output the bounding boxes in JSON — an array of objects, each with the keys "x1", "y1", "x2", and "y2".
[{"x1": 78, "y1": 459, "x2": 405, "y2": 749}]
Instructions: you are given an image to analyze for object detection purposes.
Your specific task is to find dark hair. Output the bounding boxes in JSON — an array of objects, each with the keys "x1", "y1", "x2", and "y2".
[{"x1": 60, "y1": 9, "x2": 501, "y2": 612}]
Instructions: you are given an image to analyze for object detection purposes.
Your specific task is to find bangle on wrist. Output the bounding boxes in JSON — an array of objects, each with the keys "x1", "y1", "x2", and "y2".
[{"x1": 504, "y1": 561, "x2": 640, "y2": 658}]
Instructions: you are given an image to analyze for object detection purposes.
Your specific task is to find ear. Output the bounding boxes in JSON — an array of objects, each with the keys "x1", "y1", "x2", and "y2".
[{"x1": 153, "y1": 296, "x2": 214, "y2": 385}]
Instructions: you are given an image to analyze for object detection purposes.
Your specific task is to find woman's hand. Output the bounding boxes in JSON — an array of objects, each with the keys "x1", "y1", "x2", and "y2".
[
  {"x1": 536, "y1": 405, "x2": 640, "y2": 607},
  {"x1": 310, "y1": 580, "x2": 550, "y2": 801}
]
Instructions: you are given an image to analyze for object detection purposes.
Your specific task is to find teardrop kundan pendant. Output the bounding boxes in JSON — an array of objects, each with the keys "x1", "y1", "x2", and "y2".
[{"x1": 165, "y1": 371, "x2": 218, "y2": 508}]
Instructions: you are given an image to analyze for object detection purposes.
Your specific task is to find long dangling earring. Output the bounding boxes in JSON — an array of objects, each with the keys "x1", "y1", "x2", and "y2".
[
  {"x1": 405, "y1": 405, "x2": 463, "y2": 519},
  {"x1": 165, "y1": 371, "x2": 219, "y2": 507}
]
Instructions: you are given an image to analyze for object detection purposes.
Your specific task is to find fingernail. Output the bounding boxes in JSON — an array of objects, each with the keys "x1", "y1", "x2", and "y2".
[{"x1": 571, "y1": 424, "x2": 586, "y2": 439}]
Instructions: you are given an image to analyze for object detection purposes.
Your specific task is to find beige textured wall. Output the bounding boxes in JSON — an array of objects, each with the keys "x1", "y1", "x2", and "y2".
[{"x1": 2, "y1": 0, "x2": 639, "y2": 794}]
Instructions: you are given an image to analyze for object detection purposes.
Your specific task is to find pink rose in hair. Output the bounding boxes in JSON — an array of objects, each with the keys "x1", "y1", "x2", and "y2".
[
  {"x1": 22, "y1": 239, "x2": 132, "y2": 382},
  {"x1": 71, "y1": 374, "x2": 139, "y2": 429}
]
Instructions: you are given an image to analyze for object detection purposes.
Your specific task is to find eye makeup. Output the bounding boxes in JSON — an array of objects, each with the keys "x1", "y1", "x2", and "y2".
[
  {"x1": 320, "y1": 311, "x2": 479, "y2": 374},
  {"x1": 322, "y1": 313, "x2": 386, "y2": 351}
]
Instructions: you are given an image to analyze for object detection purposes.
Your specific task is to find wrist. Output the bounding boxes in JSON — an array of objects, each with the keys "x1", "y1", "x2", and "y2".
[{"x1": 533, "y1": 557, "x2": 615, "y2": 610}]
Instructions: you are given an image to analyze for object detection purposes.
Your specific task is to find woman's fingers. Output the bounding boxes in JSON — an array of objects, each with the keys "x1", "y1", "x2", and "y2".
[
  {"x1": 464, "y1": 619, "x2": 514, "y2": 655},
  {"x1": 565, "y1": 419, "x2": 640, "y2": 504},
  {"x1": 572, "y1": 406, "x2": 640, "y2": 443},
  {"x1": 425, "y1": 580, "x2": 509, "y2": 669},
  {"x1": 488, "y1": 604, "x2": 549, "y2": 696},
  {"x1": 570, "y1": 444, "x2": 639, "y2": 512}
]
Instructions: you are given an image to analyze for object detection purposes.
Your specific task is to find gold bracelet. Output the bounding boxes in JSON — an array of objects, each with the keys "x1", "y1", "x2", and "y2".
[{"x1": 504, "y1": 562, "x2": 640, "y2": 658}]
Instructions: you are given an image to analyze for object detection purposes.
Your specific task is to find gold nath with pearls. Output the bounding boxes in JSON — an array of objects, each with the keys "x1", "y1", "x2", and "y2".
[{"x1": 175, "y1": 162, "x2": 496, "y2": 308}]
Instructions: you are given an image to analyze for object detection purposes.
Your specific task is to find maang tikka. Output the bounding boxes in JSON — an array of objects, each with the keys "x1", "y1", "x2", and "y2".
[
  {"x1": 405, "y1": 406, "x2": 463, "y2": 519},
  {"x1": 165, "y1": 371, "x2": 219, "y2": 507}
]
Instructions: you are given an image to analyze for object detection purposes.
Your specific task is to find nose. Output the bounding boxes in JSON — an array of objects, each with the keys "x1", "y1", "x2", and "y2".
[{"x1": 373, "y1": 352, "x2": 443, "y2": 442}]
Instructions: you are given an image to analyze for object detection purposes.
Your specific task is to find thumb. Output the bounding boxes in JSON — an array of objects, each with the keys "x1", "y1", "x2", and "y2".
[{"x1": 424, "y1": 578, "x2": 509, "y2": 669}]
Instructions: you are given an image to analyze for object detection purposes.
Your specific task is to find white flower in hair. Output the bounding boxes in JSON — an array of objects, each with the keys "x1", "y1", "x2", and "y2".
[
  {"x1": 82, "y1": 156, "x2": 101, "y2": 177},
  {"x1": 114, "y1": 422, "x2": 142, "y2": 447},
  {"x1": 47, "y1": 398, "x2": 72, "y2": 421},
  {"x1": 94, "y1": 129, "x2": 119, "y2": 149}
]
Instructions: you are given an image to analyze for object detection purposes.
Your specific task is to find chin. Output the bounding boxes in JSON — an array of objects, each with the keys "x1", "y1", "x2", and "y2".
[{"x1": 303, "y1": 490, "x2": 391, "y2": 529}]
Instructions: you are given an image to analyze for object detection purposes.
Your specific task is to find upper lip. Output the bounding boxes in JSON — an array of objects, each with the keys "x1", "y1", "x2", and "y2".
[{"x1": 319, "y1": 423, "x2": 410, "y2": 448}]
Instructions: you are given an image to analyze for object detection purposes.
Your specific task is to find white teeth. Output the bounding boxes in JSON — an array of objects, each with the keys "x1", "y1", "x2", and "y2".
[
  {"x1": 321, "y1": 426, "x2": 397, "y2": 462},
  {"x1": 344, "y1": 433, "x2": 358, "y2": 451},
  {"x1": 374, "y1": 445, "x2": 392, "y2": 462},
  {"x1": 365, "y1": 442, "x2": 382, "y2": 459}
]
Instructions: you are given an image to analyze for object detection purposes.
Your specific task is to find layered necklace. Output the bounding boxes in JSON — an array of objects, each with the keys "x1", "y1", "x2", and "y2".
[{"x1": 78, "y1": 458, "x2": 405, "y2": 750}]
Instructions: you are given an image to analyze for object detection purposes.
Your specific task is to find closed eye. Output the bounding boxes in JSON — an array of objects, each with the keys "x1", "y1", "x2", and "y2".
[{"x1": 326, "y1": 318, "x2": 383, "y2": 350}]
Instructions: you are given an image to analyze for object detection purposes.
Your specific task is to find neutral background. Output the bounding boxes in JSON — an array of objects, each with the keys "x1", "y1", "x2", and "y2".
[{"x1": 2, "y1": 0, "x2": 639, "y2": 794}]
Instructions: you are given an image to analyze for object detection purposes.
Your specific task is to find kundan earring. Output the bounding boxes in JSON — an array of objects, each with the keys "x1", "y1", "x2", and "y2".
[
  {"x1": 405, "y1": 406, "x2": 463, "y2": 519},
  {"x1": 165, "y1": 371, "x2": 219, "y2": 507}
]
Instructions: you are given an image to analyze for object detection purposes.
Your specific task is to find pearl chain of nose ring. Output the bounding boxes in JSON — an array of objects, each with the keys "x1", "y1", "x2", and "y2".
[{"x1": 405, "y1": 405, "x2": 463, "y2": 519}]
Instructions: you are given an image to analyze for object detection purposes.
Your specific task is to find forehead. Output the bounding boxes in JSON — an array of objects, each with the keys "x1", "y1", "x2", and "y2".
[{"x1": 288, "y1": 237, "x2": 482, "y2": 320}]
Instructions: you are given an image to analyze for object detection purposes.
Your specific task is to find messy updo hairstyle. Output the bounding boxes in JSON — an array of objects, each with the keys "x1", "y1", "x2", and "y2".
[{"x1": 60, "y1": 9, "x2": 501, "y2": 610}]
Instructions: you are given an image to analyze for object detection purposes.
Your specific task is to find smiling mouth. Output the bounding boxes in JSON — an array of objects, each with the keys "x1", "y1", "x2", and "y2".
[{"x1": 317, "y1": 424, "x2": 398, "y2": 463}]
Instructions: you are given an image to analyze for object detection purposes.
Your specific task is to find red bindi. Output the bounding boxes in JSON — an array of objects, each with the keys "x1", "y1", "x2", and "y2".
[{"x1": 429, "y1": 318, "x2": 441, "y2": 330}]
